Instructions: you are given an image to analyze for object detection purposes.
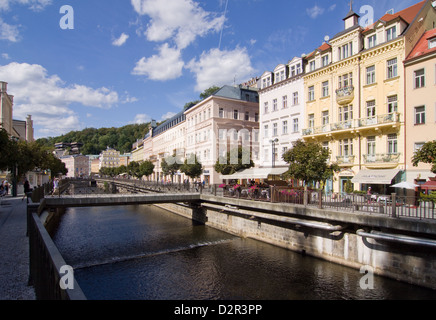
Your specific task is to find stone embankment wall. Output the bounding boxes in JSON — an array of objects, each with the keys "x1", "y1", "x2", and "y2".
[{"x1": 156, "y1": 199, "x2": 436, "y2": 291}]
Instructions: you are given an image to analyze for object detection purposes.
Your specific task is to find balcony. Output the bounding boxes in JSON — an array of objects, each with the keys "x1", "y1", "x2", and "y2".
[
  {"x1": 336, "y1": 155, "x2": 355, "y2": 166},
  {"x1": 335, "y1": 86, "x2": 354, "y2": 105},
  {"x1": 302, "y1": 113, "x2": 401, "y2": 138},
  {"x1": 363, "y1": 153, "x2": 401, "y2": 169}
]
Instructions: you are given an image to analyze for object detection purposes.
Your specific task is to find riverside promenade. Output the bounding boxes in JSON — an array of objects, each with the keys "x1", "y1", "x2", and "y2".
[{"x1": 0, "y1": 194, "x2": 36, "y2": 300}]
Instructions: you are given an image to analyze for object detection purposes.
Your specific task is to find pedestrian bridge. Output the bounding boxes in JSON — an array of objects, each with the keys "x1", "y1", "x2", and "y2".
[{"x1": 41, "y1": 193, "x2": 201, "y2": 209}]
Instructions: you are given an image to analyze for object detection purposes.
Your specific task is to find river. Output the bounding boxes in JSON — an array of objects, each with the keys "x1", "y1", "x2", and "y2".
[{"x1": 51, "y1": 204, "x2": 436, "y2": 300}]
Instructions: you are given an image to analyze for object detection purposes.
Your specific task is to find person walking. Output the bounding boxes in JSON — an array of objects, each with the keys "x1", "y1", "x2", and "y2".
[
  {"x1": 22, "y1": 179, "x2": 31, "y2": 201},
  {"x1": 52, "y1": 178, "x2": 59, "y2": 195}
]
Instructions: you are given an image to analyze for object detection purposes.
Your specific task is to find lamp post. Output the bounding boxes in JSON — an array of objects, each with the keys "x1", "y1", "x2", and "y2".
[{"x1": 270, "y1": 138, "x2": 279, "y2": 168}]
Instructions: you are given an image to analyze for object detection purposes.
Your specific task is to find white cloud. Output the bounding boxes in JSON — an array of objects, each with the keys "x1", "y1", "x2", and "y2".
[
  {"x1": 0, "y1": 18, "x2": 20, "y2": 42},
  {"x1": 307, "y1": 5, "x2": 325, "y2": 19},
  {"x1": 132, "y1": 43, "x2": 184, "y2": 81},
  {"x1": 187, "y1": 47, "x2": 255, "y2": 92},
  {"x1": 0, "y1": 62, "x2": 120, "y2": 137},
  {"x1": 132, "y1": 114, "x2": 151, "y2": 124},
  {"x1": 131, "y1": 0, "x2": 224, "y2": 50},
  {"x1": 0, "y1": 0, "x2": 52, "y2": 11},
  {"x1": 112, "y1": 33, "x2": 129, "y2": 46},
  {"x1": 1, "y1": 53, "x2": 11, "y2": 60}
]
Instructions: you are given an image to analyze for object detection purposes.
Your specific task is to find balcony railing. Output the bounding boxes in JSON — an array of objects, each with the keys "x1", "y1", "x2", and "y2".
[
  {"x1": 336, "y1": 155, "x2": 355, "y2": 165},
  {"x1": 302, "y1": 113, "x2": 401, "y2": 137},
  {"x1": 336, "y1": 86, "x2": 355, "y2": 105},
  {"x1": 363, "y1": 153, "x2": 401, "y2": 164}
]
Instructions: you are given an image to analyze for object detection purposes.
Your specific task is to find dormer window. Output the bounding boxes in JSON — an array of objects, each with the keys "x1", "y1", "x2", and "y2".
[
  {"x1": 368, "y1": 34, "x2": 377, "y2": 48},
  {"x1": 310, "y1": 60, "x2": 316, "y2": 71},
  {"x1": 429, "y1": 37, "x2": 436, "y2": 49},
  {"x1": 386, "y1": 26, "x2": 397, "y2": 41},
  {"x1": 322, "y1": 55, "x2": 329, "y2": 67}
]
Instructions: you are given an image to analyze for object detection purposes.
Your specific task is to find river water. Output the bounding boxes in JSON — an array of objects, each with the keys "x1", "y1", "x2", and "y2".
[{"x1": 51, "y1": 204, "x2": 436, "y2": 300}]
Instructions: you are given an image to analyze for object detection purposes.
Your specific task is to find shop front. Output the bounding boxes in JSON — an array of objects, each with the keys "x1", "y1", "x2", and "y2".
[{"x1": 351, "y1": 169, "x2": 402, "y2": 195}]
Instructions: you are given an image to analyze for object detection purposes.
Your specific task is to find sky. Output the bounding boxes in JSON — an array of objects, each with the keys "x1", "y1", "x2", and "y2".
[{"x1": 0, "y1": 0, "x2": 421, "y2": 139}]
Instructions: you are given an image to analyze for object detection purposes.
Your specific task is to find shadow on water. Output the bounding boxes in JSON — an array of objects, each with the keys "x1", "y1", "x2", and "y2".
[{"x1": 51, "y1": 204, "x2": 436, "y2": 300}]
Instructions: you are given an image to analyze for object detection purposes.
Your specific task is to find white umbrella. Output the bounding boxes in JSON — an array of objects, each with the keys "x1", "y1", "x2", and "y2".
[{"x1": 390, "y1": 181, "x2": 419, "y2": 190}]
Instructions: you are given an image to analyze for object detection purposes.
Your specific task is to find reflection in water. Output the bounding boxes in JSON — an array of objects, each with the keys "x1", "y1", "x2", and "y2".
[{"x1": 52, "y1": 205, "x2": 436, "y2": 300}]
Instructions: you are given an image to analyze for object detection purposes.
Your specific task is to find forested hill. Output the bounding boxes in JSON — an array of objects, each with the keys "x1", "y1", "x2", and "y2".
[{"x1": 36, "y1": 123, "x2": 150, "y2": 155}]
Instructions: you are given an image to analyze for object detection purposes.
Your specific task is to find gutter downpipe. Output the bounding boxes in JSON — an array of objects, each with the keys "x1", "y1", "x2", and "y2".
[{"x1": 357, "y1": 229, "x2": 436, "y2": 248}]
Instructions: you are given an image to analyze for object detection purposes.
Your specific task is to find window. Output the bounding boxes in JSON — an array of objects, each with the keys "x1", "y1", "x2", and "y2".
[
  {"x1": 386, "y1": 26, "x2": 397, "y2": 41},
  {"x1": 414, "y1": 69, "x2": 425, "y2": 88},
  {"x1": 367, "y1": 100, "x2": 376, "y2": 119},
  {"x1": 233, "y1": 110, "x2": 238, "y2": 120},
  {"x1": 367, "y1": 137, "x2": 376, "y2": 156},
  {"x1": 429, "y1": 38, "x2": 436, "y2": 49},
  {"x1": 219, "y1": 108, "x2": 224, "y2": 118},
  {"x1": 339, "y1": 139, "x2": 354, "y2": 156},
  {"x1": 245, "y1": 111, "x2": 249, "y2": 121},
  {"x1": 414, "y1": 142, "x2": 425, "y2": 152},
  {"x1": 322, "y1": 111, "x2": 329, "y2": 125},
  {"x1": 388, "y1": 134, "x2": 398, "y2": 154},
  {"x1": 264, "y1": 125, "x2": 269, "y2": 138},
  {"x1": 308, "y1": 86, "x2": 315, "y2": 101},
  {"x1": 255, "y1": 113, "x2": 259, "y2": 122},
  {"x1": 339, "y1": 105, "x2": 353, "y2": 123},
  {"x1": 322, "y1": 81, "x2": 329, "y2": 97},
  {"x1": 366, "y1": 65, "x2": 376, "y2": 85},
  {"x1": 368, "y1": 35, "x2": 377, "y2": 48},
  {"x1": 291, "y1": 65, "x2": 296, "y2": 77},
  {"x1": 264, "y1": 102, "x2": 269, "y2": 114},
  {"x1": 282, "y1": 95, "x2": 288, "y2": 109},
  {"x1": 308, "y1": 114, "x2": 315, "y2": 128},
  {"x1": 283, "y1": 121, "x2": 288, "y2": 134},
  {"x1": 310, "y1": 61, "x2": 316, "y2": 71},
  {"x1": 339, "y1": 72, "x2": 353, "y2": 88},
  {"x1": 387, "y1": 58, "x2": 398, "y2": 79},
  {"x1": 293, "y1": 118, "x2": 299, "y2": 133},
  {"x1": 293, "y1": 92, "x2": 299, "y2": 105},
  {"x1": 322, "y1": 55, "x2": 329, "y2": 67},
  {"x1": 415, "y1": 106, "x2": 426, "y2": 125},
  {"x1": 388, "y1": 95, "x2": 398, "y2": 113},
  {"x1": 273, "y1": 99, "x2": 278, "y2": 111},
  {"x1": 273, "y1": 123, "x2": 278, "y2": 137},
  {"x1": 262, "y1": 76, "x2": 271, "y2": 88},
  {"x1": 296, "y1": 63, "x2": 302, "y2": 74}
]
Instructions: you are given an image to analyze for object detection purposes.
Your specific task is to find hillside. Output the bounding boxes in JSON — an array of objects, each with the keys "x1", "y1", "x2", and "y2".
[{"x1": 36, "y1": 123, "x2": 151, "y2": 155}]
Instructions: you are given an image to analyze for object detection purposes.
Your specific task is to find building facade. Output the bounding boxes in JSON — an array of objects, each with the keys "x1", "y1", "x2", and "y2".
[
  {"x1": 259, "y1": 57, "x2": 306, "y2": 170},
  {"x1": 404, "y1": 27, "x2": 436, "y2": 185},
  {"x1": 61, "y1": 155, "x2": 90, "y2": 178},
  {"x1": 99, "y1": 147, "x2": 121, "y2": 169},
  {"x1": 302, "y1": 1, "x2": 435, "y2": 194}
]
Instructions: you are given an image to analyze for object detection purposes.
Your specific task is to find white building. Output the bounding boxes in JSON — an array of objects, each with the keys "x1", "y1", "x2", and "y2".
[{"x1": 259, "y1": 57, "x2": 306, "y2": 169}]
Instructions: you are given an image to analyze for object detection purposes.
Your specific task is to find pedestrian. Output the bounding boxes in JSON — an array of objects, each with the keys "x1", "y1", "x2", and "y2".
[
  {"x1": 3, "y1": 180, "x2": 9, "y2": 195},
  {"x1": 367, "y1": 187, "x2": 372, "y2": 204},
  {"x1": 52, "y1": 178, "x2": 59, "y2": 195},
  {"x1": 22, "y1": 179, "x2": 31, "y2": 201}
]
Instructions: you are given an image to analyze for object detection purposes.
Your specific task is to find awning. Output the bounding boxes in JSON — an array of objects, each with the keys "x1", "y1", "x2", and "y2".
[
  {"x1": 220, "y1": 167, "x2": 288, "y2": 180},
  {"x1": 351, "y1": 169, "x2": 400, "y2": 185},
  {"x1": 421, "y1": 180, "x2": 436, "y2": 191}
]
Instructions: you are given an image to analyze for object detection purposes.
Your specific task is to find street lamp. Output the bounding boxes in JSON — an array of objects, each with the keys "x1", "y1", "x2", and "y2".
[{"x1": 270, "y1": 138, "x2": 279, "y2": 168}]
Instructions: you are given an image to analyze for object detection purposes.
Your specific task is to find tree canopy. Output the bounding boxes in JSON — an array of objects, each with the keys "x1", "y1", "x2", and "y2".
[
  {"x1": 214, "y1": 146, "x2": 254, "y2": 176},
  {"x1": 181, "y1": 154, "x2": 203, "y2": 180},
  {"x1": 282, "y1": 139, "x2": 339, "y2": 188},
  {"x1": 412, "y1": 141, "x2": 436, "y2": 174}
]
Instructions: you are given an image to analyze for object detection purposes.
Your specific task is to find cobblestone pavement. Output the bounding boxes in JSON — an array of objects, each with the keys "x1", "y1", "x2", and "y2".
[{"x1": 0, "y1": 195, "x2": 36, "y2": 300}]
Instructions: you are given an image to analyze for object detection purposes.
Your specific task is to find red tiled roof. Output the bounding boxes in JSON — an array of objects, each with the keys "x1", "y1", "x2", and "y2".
[
  {"x1": 363, "y1": 0, "x2": 426, "y2": 32},
  {"x1": 317, "y1": 42, "x2": 331, "y2": 52},
  {"x1": 406, "y1": 28, "x2": 436, "y2": 61}
]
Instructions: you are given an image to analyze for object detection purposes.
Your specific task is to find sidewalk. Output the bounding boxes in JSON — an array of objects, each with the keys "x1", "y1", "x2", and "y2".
[{"x1": 0, "y1": 194, "x2": 36, "y2": 300}]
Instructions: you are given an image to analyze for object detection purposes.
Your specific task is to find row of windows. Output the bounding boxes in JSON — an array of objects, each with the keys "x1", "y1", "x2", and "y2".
[
  {"x1": 218, "y1": 108, "x2": 259, "y2": 122},
  {"x1": 336, "y1": 134, "x2": 398, "y2": 157},
  {"x1": 262, "y1": 63, "x2": 303, "y2": 89},
  {"x1": 307, "y1": 95, "x2": 398, "y2": 127},
  {"x1": 263, "y1": 93, "x2": 299, "y2": 114},
  {"x1": 367, "y1": 26, "x2": 397, "y2": 49},
  {"x1": 365, "y1": 58, "x2": 398, "y2": 85},
  {"x1": 264, "y1": 119, "x2": 300, "y2": 138}
]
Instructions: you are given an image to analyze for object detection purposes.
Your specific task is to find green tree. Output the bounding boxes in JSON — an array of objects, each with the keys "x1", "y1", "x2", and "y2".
[
  {"x1": 282, "y1": 139, "x2": 340, "y2": 188},
  {"x1": 181, "y1": 154, "x2": 203, "y2": 181},
  {"x1": 161, "y1": 152, "x2": 182, "y2": 182},
  {"x1": 412, "y1": 141, "x2": 436, "y2": 174},
  {"x1": 214, "y1": 146, "x2": 254, "y2": 176},
  {"x1": 200, "y1": 86, "x2": 220, "y2": 100},
  {"x1": 140, "y1": 161, "x2": 155, "y2": 178}
]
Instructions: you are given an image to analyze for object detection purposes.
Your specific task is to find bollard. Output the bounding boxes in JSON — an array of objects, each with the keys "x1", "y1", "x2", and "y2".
[{"x1": 391, "y1": 193, "x2": 397, "y2": 218}]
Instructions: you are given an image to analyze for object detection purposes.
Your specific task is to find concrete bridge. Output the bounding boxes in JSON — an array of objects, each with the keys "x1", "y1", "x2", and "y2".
[{"x1": 41, "y1": 193, "x2": 201, "y2": 209}]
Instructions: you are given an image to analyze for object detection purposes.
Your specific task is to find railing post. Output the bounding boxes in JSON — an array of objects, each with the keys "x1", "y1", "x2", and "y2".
[
  {"x1": 304, "y1": 187, "x2": 308, "y2": 207},
  {"x1": 391, "y1": 193, "x2": 397, "y2": 218},
  {"x1": 318, "y1": 190, "x2": 322, "y2": 209}
]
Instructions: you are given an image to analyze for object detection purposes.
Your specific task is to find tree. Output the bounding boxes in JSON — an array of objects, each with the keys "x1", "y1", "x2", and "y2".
[
  {"x1": 161, "y1": 152, "x2": 182, "y2": 182},
  {"x1": 140, "y1": 161, "x2": 155, "y2": 178},
  {"x1": 181, "y1": 154, "x2": 203, "y2": 181},
  {"x1": 200, "y1": 86, "x2": 220, "y2": 100},
  {"x1": 214, "y1": 146, "x2": 254, "y2": 176},
  {"x1": 412, "y1": 141, "x2": 436, "y2": 174},
  {"x1": 282, "y1": 139, "x2": 340, "y2": 188}
]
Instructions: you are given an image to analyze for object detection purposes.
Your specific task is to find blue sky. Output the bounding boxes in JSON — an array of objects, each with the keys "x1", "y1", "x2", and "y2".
[{"x1": 0, "y1": 0, "x2": 419, "y2": 139}]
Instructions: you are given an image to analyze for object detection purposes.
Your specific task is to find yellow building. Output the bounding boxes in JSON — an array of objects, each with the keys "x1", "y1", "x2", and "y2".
[{"x1": 303, "y1": 1, "x2": 435, "y2": 194}]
